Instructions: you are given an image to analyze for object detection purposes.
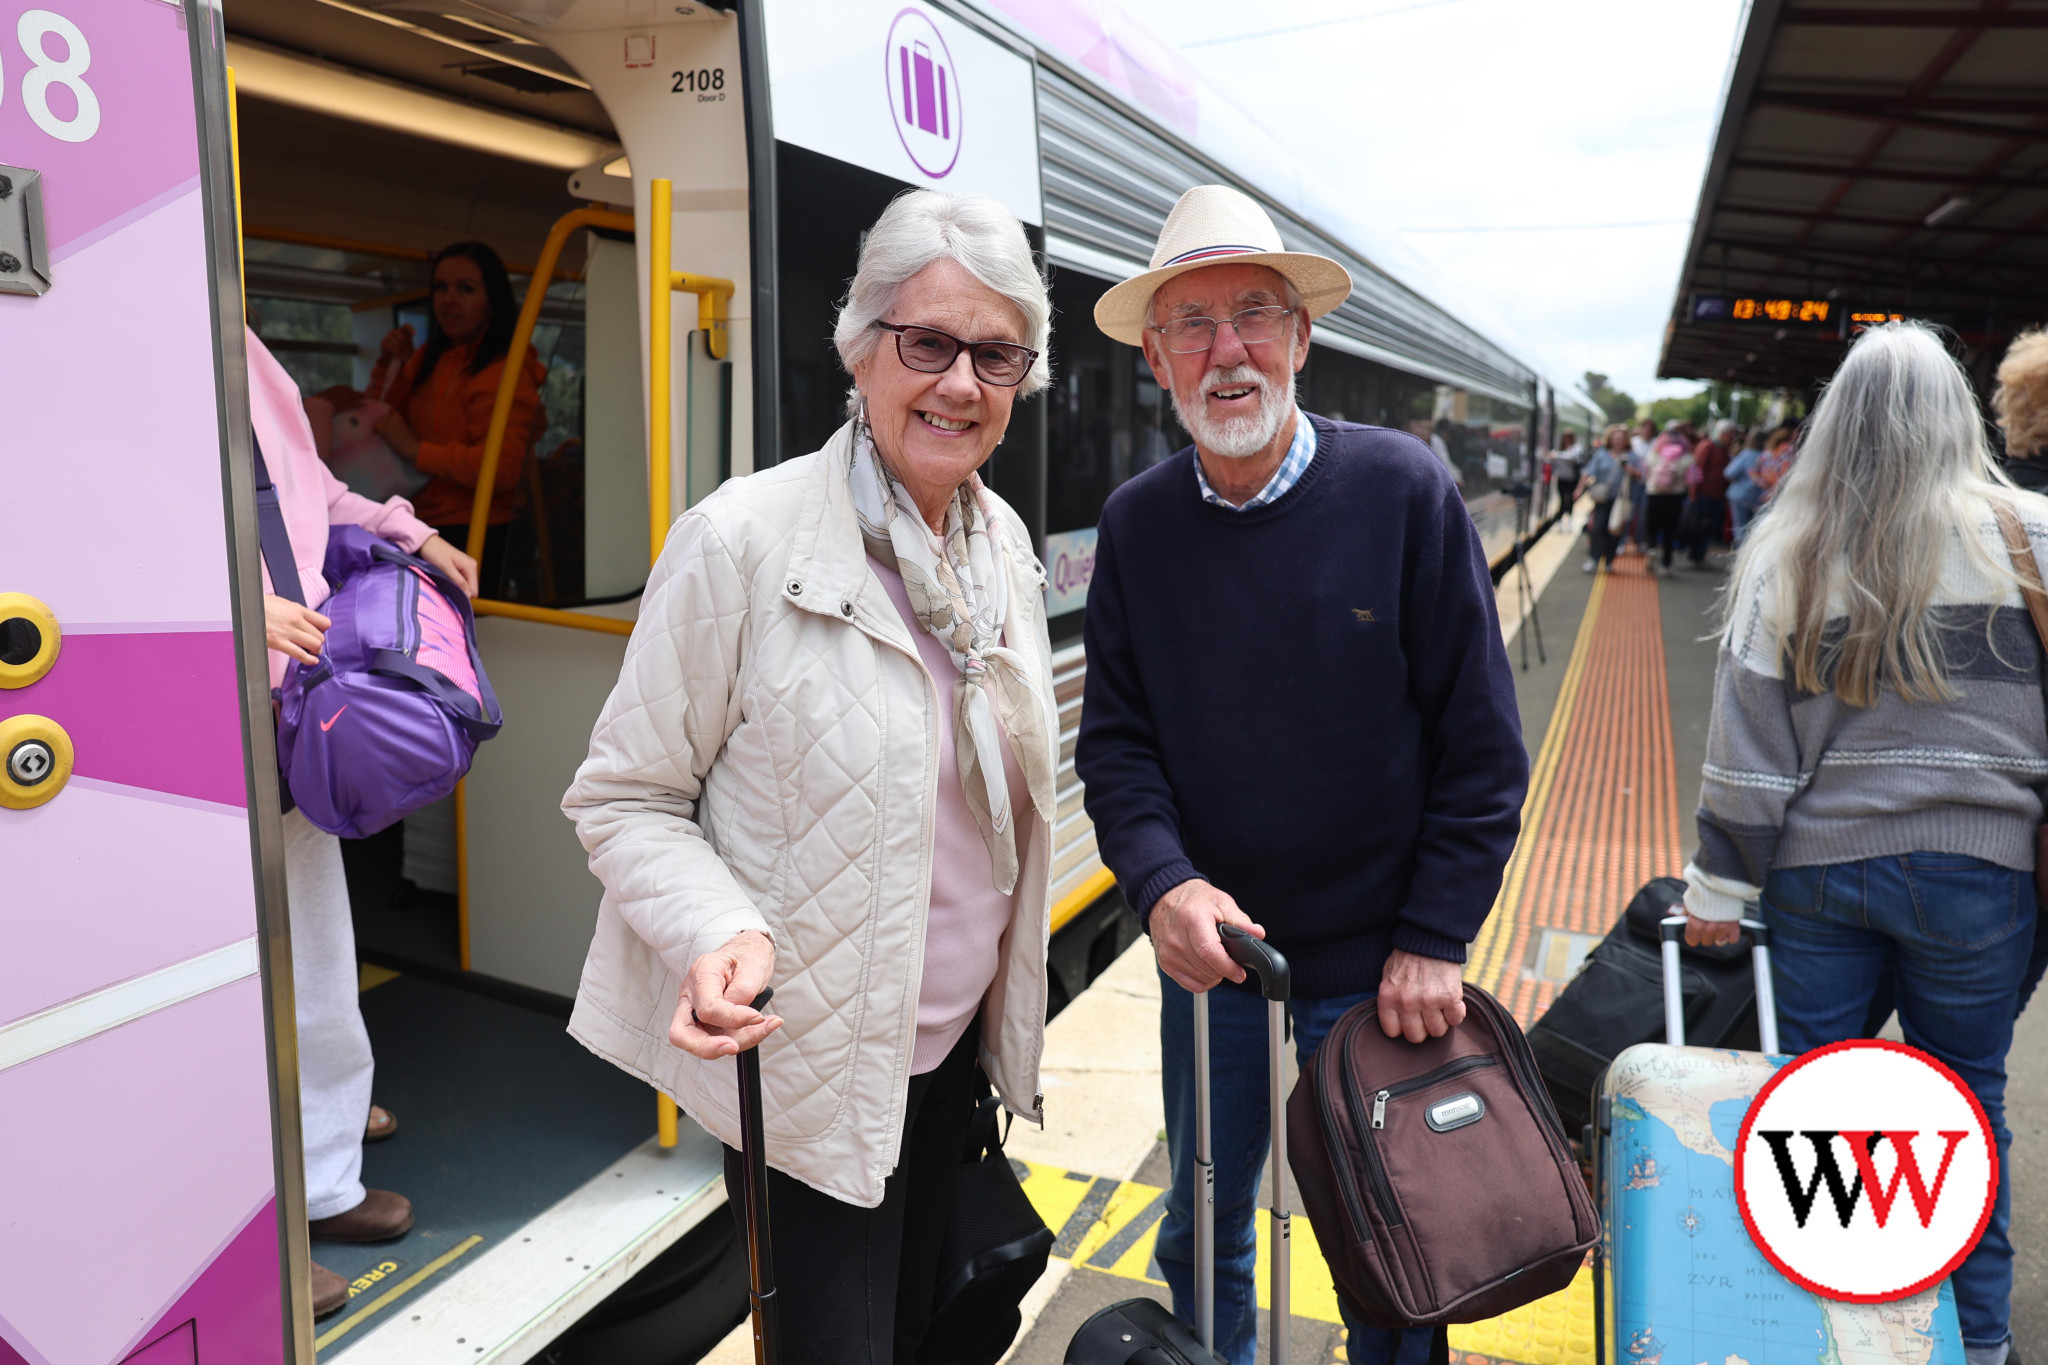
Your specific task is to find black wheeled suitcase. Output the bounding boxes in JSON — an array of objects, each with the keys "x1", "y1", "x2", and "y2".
[
  {"x1": 1065, "y1": 926, "x2": 1290, "y2": 1365},
  {"x1": 1526, "y1": 877, "x2": 1763, "y2": 1137}
]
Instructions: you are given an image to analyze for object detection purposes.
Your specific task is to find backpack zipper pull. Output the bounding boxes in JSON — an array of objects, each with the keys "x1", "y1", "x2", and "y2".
[{"x1": 1372, "y1": 1090, "x2": 1389, "y2": 1129}]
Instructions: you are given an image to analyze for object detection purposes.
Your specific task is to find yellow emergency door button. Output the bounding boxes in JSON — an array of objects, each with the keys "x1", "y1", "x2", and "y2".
[
  {"x1": 0, "y1": 593, "x2": 60, "y2": 689},
  {"x1": 0, "y1": 714, "x2": 73, "y2": 809}
]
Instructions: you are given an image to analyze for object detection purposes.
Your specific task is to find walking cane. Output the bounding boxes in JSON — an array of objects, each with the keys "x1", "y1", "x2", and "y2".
[{"x1": 737, "y1": 988, "x2": 778, "y2": 1365}]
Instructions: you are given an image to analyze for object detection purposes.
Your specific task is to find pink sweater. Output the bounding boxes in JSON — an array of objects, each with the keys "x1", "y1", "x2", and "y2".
[
  {"x1": 870, "y1": 558, "x2": 1032, "y2": 1075},
  {"x1": 248, "y1": 329, "x2": 435, "y2": 688}
]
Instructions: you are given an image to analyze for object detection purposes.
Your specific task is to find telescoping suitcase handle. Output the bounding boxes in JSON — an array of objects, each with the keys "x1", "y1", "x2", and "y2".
[
  {"x1": 1656, "y1": 916, "x2": 1779, "y2": 1054},
  {"x1": 736, "y1": 988, "x2": 778, "y2": 1365},
  {"x1": 1187, "y1": 926, "x2": 1292, "y2": 1363}
]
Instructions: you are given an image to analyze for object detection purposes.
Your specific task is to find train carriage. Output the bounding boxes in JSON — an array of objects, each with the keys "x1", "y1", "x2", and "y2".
[{"x1": 0, "y1": 0, "x2": 1571, "y2": 1358}]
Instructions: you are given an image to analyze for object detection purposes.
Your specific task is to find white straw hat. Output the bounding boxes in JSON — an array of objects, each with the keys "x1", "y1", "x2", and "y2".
[{"x1": 1094, "y1": 185, "x2": 1353, "y2": 346}]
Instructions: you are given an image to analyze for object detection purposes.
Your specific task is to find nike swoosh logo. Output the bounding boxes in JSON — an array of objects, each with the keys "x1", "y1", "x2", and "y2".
[{"x1": 320, "y1": 705, "x2": 348, "y2": 732}]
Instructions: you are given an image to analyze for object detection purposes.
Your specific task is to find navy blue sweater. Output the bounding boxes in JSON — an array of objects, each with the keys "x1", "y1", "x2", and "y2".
[{"x1": 1075, "y1": 415, "x2": 1527, "y2": 998}]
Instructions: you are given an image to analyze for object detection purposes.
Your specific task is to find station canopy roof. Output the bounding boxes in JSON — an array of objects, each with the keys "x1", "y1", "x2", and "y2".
[{"x1": 1660, "y1": 1, "x2": 2048, "y2": 392}]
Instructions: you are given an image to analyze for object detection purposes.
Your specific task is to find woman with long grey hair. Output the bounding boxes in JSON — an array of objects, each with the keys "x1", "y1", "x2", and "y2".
[
  {"x1": 562, "y1": 190, "x2": 1058, "y2": 1361},
  {"x1": 1682, "y1": 322, "x2": 2043, "y2": 1365}
]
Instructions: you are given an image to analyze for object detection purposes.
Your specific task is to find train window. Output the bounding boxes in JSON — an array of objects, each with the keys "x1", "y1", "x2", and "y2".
[{"x1": 1045, "y1": 263, "x2": 1190, "y2": 539}]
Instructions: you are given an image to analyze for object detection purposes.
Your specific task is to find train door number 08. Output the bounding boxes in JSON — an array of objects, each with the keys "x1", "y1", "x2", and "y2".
[{"x1": 2, "y1": 10, "x2": 103, "y2": 144}]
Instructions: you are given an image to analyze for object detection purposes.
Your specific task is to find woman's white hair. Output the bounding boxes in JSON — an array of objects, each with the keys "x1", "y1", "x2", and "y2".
[
  {"x1": 833, "y1": 190, "x2": 1051, "y2": 419},
  {"x1": 1727, "y1": 320, "x2": 2023, "y2": 707}
]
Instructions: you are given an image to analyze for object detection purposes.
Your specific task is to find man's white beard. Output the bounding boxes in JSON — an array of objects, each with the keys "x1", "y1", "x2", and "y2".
[{"x1": 1170, "y1": 363, "x2": 1293, "y2": 460}]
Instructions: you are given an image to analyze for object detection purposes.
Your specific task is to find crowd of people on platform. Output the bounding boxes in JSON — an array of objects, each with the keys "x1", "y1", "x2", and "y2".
[{"x1": 1559, "y1": 413, "x2": 1805, "y2": 575}]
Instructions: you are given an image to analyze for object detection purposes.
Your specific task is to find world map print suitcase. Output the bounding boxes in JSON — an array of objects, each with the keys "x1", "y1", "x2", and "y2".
[{"x1": 1590, "y1": 914, "x2": 1966, "y2": 1364}]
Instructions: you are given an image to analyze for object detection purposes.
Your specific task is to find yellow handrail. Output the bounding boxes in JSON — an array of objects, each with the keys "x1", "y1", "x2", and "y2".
[
  {"x1": 455, "y1": 205, "x2": 631, "y2": 973},
  {"x1": 647, "y1": 177, "x2": 735, "y2": 563},
  {"x1": 472, "y1": 599, "x2": 633, "y2": 636},
  {"x1": 648, "y1": 177, "x2": 734, "y2": 1152},
  {"x1": 467, "y1": 204, "x2": 635, "y2": 562}
]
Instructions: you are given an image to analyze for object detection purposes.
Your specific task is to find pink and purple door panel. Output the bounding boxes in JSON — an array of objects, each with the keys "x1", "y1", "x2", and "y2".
[{"x1": 0, "y1": 1, "x2": 298, "y2": 1362}]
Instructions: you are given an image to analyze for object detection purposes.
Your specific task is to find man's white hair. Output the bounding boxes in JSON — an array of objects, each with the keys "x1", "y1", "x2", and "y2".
[{"x1": 834, "y1": 190, "x2": 1050, "y2": 419}]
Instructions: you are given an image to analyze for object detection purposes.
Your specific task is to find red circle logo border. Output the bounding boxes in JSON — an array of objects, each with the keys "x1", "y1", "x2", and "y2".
[{"x1": 1733, "y1": 1037, "x2": 1998, "y2": 1304}]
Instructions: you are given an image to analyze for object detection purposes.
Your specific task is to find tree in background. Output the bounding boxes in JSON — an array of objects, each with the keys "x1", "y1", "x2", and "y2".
[
  {"x1": 1642, "y1": 383, "x2": 1802, "y2": 433},
  {"x1": 1582, "y1": 372, "x2": 1637, "y2": 427}
]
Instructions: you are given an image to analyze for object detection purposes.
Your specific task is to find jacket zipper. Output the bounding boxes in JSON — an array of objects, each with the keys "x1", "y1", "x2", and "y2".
[
  {"x1": 396, "y1": 566, "x2": 418, "y2": 657},
  {"x1": 1369, "y1": 1055, "x2": 1499, "y2": 1129}
]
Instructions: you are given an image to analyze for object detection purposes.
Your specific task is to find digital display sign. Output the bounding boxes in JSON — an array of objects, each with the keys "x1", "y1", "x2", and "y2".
[{"x1": 1691, "y1": 294, "x2": 1834, "y2": 325}]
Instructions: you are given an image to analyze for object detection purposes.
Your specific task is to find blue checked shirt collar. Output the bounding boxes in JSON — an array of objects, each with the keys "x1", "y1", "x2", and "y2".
[{"x1": 1193, "y1": 408, "x2": 1316, "y2": 511}]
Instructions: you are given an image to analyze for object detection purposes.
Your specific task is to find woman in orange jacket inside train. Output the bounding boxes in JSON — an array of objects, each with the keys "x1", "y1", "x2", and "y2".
[{"x1": 370, "y1": 240, "x2": 546, "y2": 598}]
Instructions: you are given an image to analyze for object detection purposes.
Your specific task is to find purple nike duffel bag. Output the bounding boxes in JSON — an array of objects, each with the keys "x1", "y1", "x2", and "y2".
[{"x1": 260, "y1": 478, "x2": 504, "y2": 838}]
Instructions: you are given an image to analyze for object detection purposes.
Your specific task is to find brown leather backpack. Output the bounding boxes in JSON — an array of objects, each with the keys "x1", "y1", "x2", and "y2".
[{"x1": 1286, "y1": 984, "x2": 1598, "y2": 1328}]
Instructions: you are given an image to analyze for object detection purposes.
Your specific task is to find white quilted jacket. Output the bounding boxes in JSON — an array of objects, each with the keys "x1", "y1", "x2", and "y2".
[{"x1": 562, "y1": 424, "x2": 1057, "y2": 1207}]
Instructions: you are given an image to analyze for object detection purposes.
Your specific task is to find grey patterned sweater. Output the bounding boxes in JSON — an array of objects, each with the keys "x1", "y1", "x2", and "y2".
[{"x1": 1685, "y1": 503, "x2": 2048, "y2": 921}]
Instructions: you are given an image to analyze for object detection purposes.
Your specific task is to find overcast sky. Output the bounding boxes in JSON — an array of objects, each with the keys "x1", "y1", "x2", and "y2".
[{"x1": 1112, "y1": 0, "x2": 1749, "y2": 406}]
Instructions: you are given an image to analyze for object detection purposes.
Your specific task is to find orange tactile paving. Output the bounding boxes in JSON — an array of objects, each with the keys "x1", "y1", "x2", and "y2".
[{"x1": 1465, "y1": 554, "x2": 1687, "y2": 1026}]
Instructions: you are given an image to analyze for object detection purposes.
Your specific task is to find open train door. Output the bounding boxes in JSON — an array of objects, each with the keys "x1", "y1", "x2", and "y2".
[{"x1": 0, "y1": 0, "x2": 311, "y2": 1360}]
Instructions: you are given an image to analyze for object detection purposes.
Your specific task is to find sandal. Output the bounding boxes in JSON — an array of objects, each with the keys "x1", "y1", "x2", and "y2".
[{"x1": 365, "y1": 1104, "x2": 398, "y2": 1143}]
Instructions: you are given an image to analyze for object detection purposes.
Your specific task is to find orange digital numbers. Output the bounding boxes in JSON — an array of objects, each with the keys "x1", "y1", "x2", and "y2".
[
  {"x1": 1799, "y1": 300, "x2": 1830, "y2": 322},
  {"x1": 1732, "y1": 298, "x2": 1759, "y2": 320},
  {"x1": 1764, "y1": 299, "x2": 1793, "y2": 321}
]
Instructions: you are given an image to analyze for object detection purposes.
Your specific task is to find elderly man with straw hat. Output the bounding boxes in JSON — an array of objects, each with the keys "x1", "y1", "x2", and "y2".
[{"x1": 1076, "y1": 185, "x2": 1528, "y2": 1364}]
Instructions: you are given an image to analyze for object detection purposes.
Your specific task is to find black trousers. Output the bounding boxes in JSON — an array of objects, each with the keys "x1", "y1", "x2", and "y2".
[
  {"x1": 724, "y1": 1025, "x2": 980, "y2": 1365},
  {"x1": 1643, "y1": 494, "x2": 1685, "y2": 567},
  {"x1": 1586, "y1": 499, "x2": 1619, "y2": 565},
  {"x1": 1553, "y1": 475, "x2": 1578, "y2": 518}
]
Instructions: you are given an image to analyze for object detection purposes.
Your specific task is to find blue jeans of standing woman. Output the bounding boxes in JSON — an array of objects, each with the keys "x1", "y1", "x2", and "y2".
[
  {"x1": 1157, "y1": 974, "x2": 1445, "y2": 1365},
  {"x1": 1761, "y1": 854, "x2": 2033, "y2": 1357}
]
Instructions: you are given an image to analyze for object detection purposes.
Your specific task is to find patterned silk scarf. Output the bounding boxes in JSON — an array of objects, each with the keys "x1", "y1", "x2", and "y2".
[{"x1": 851, "y1": 427, "x2": 1053, "y2": 895}]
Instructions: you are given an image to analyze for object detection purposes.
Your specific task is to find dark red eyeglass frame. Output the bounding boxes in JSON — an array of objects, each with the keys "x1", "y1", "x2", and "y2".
[{"x1": 871, "y1": 320, "x2": 1038, "y2": 387}]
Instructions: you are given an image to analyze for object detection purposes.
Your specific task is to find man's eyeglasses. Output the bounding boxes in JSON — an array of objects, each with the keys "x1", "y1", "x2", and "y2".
[
  {"x1": 872, "y1": 321, "x2": 1038, "y2": 387},
  {"x1": 1150, "y1": 306, "x2": 1297, "y2": 355}
]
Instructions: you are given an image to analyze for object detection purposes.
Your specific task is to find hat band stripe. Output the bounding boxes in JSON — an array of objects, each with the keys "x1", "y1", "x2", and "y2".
[{"x1": 1159, "y1": 244, "x2": 1269, "y2": 267}]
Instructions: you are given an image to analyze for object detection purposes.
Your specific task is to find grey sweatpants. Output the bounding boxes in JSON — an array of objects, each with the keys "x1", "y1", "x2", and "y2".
[{"x1": 284, "y1": 808, "x2": 373, "y2": 1220}]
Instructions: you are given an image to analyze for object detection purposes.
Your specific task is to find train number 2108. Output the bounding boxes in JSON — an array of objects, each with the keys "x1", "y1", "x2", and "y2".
[{"x1": 671, "y1": 66, "x2": 725, "y2": 97}]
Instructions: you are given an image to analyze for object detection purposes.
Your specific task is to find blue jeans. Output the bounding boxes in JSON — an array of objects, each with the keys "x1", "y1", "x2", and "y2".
[
  {"x1": 1157, "y1": 973, "x2": 1443, "y2": 1365},
  {"x1": 1762, "y1": 854, "x2": 2033, "y2": 1351}
]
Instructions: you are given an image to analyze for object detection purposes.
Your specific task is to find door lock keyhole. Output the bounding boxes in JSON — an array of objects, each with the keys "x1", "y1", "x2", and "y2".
[{"x1": 8, "y1": 739, "x2": 53, "y2": 785}]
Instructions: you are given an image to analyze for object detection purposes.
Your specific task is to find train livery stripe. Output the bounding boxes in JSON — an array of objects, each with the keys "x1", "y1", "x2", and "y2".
[
  {"x1": 0, "y1": 937, "x2": 260, "y2": 1072},
  {"x1": 0, "y1": 629, "x2": 248, "y2": 809}
]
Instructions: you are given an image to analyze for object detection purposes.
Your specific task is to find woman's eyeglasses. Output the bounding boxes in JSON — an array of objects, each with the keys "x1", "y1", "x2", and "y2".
[
  {"x1": 872, "y1": 321, "x2": 1038, "y2": 387},
  {"x1": 1150, "y1": 305, "x2": 1297, "y2": 354}
]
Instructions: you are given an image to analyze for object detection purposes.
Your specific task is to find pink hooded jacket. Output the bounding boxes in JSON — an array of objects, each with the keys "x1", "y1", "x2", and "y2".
[{"x1": 248, "y1": 328, "x2": 436, "y2": 688}]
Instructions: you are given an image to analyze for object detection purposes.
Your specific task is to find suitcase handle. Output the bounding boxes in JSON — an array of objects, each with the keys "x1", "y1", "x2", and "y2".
[
  {"x1": 1200, "y1": 927, "x2": 1291, "y2": 1362},
  {"x1": 1657, "y1": 916, "x2": 1779, "y2": 1054},
  {"x1": 737, "y1": 987, "x2": 778, "y2": 1365},
  {"x1": 1218, "y1": 923, "x2": 1291, "y2": 1001}
]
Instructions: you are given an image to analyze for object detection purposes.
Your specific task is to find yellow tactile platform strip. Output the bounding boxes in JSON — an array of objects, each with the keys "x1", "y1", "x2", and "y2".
[
  {"x1": 1466, "y1": 554, "x2": 1685, "y2": 1024},
  {"x1": 1022, "y1": 1160, "x2": 1594, "y2": 1365}
]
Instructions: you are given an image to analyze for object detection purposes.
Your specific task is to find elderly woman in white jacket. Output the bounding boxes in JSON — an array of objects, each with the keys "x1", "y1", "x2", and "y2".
[{"x1": 562, "y1": 190, "x2": 1058, "y2": 1362}]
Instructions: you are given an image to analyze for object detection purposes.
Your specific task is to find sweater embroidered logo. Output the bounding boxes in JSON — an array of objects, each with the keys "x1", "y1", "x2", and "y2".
[{"x1": 1352, "y1": 608, "x2": 1377, "y2": 621}]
